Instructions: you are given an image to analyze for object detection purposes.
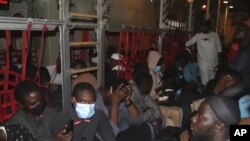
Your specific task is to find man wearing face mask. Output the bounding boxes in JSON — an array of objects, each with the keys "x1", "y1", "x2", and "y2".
[
  {"x1": 5, "y1": 80, "x2": 72, "y2": 141},
  {"x1": 71, "y1": 82, "x2": 115, "y2": 141},
  {"x1": 147, "y1": 50, "x2": 165, "y2": 100}
]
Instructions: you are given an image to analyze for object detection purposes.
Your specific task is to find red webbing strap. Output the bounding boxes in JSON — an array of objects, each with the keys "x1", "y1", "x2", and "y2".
[
  {"x1": 81, "y1": 30, "x2": 89, "y2": 61},
  {"x1": 35, "y1": 24, "x2": 48, "y2": 83},
  {"x1": 21, "y1": 22, "x2": 32, "y2": 80},
  {"x1": 134, "y1": 32, "x2": 140, "y2": 62},
  {"x1": 145, "y1": 32, "x2": 151, "y2": 56},
  {"x1": 124, "y1": 32, "x2": 130, "y2": 80},
  {"x1": 141, "y1": 33, "x2": 150, "y2": 63},
  {"x1": 131, "y1": 32, "x2": 136, "y2": 61},
  {"x1": 4, "y1": 31, "x2": 11, "y2": 90},
  {"x1": 139, "y1": 32, "x2": 143, "y2": 62},
  {"x1": 82, "y1": 30, "x2": 89, "y2": 41},
  {"x1": 118, "y1": 32, "x2": 124, "y2": 77}
]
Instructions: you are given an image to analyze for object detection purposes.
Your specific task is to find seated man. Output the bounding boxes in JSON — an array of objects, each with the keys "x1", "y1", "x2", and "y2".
[
  {"x1": 100, "y1": 77, "x2": 155, "y2": 141},
  {"x1": 71, "y1": 82, "x2": 116, "y2": 141},
  {"x1": 5, "y1": 80, "x2": 72, "y2": 141},
  {"x1": 132, "y1": 72, "x2": 162, "y2": 123},
  {"x1": 190, "y1": 96, "x2": 240, "y2": 141}
]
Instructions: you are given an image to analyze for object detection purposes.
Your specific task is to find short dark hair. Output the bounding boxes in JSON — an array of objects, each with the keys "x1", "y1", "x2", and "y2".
[
  {"x1": 72, "y1": 82, "x2": 96, "y2": 100},
  {"x1": 135, "y1": 73, "x2": 153, "y2": 88},
  {"x1": 133, "y1": 62, "x2": 149, "y2": 77},
  {"x1": 106, "y1": 76, "x2": 128, "y2": 90},
  {"x1": 39, "y1": 66, "x2": 51, "y2": 84},
  {"x1": 14, "y1": 80, "x2": 40, "y2": 104},
  {"x1": 200, "y1": 21, "x2": 211, "y2": 34}
]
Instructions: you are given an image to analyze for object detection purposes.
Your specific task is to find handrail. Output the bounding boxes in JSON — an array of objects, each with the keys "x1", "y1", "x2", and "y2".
[
  {"x1": 70, "y1": 12, "x2": 98, "y2": 19},
  {"x1": 70, "y1": 41, "x2": 97, "y2": 47},
  {"x1": 71, "y1": 66, "x2": 98, "y2": 74}
]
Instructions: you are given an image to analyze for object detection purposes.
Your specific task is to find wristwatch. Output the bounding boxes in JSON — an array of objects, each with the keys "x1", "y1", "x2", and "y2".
[{"x1": 125, "y1": 100, "x2": 133, "y2": 107}]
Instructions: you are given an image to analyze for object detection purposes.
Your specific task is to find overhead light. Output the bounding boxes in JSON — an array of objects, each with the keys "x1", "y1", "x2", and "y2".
[
  {"x1": 223, "y1": 0, "x2": 229, "y2": 4},
  {"x1": 202, "y1": 5, "x2": 207, "y2": 9},
  {"x1": 229, "y1": 5, "x2": 234, "y2": 9},
  {"x1": 187, "y1": 0, "x2": 193, "y2": 3}
]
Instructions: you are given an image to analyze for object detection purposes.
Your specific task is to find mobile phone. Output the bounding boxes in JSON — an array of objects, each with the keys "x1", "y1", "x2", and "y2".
[{"x1": 65, "y1": 120, "x2": 74, "y2": 134}]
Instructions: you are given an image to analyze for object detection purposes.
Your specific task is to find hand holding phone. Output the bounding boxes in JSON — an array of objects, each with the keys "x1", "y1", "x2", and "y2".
[{"x1": 65, "y1": 120, "x2": 74, "y2": 134}]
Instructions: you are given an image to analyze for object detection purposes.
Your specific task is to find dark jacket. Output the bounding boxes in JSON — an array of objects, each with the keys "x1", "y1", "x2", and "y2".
[
  {"x1": 5, "y1": 107, "x2": 65, "y2": 141},
  {"x1": 71, "y1": 108, "x2": 116, "y2": 141}
]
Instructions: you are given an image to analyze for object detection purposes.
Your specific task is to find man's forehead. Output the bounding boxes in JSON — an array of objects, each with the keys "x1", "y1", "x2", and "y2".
[{"x1": 198, "y1": 101, "x2": 215, "y2": 116}]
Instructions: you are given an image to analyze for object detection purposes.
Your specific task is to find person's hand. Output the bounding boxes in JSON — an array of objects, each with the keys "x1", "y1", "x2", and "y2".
[
  {"x1": 52, "y1": 128, "x2": 73, "y2": 141},
  {"x1": 213, "y1": 76, "x2": 227, "y2": 95},
  {"x1": 124, "y1": 84, "x2": 132, "y2": 102},
  {"x1": 111, "y1": 84, "x2": 130, "y2": 106}
]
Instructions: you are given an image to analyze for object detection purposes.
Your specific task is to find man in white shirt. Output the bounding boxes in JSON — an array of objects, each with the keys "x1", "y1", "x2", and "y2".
[{"x1": 186, "y1": 21, "x2": 222, "y2": 86}]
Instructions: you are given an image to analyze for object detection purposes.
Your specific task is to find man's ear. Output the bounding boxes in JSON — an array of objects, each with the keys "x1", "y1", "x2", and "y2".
[
  {"x1": 214, "y1": 121, "x2": 225, "y2": 133},
  {"x1": 71, "y1": 97, "x2": 76, "y2": 105}
]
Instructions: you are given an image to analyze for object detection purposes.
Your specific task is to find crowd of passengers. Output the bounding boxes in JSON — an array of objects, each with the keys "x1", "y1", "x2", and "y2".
[{"x1": 1, "y1": 6, "x2": 250, "y2": 141}]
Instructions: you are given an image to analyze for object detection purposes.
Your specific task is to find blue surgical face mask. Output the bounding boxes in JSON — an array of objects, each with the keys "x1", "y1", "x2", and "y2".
[
  {"x1": 75, "y1": 103, "x2": 95, "y2": 119},
  {"x1": 154, "y1": 66, "x2": 161, "y2": 73}
]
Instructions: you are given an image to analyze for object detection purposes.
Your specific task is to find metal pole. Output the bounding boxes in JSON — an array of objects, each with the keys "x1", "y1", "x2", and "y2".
[
  {"x1": 188, "y1": 0, "x2": 193, "y2": 31},
  {"x1": 97, "y1": 0, "x2": 105, "y2": 87},
  {"x1": 0, "y1": 17, "x2": 64, "y2": 25},
  {"x1": 216, "y1": 0, "x2": 221, "y2": 32},
  {"x1": 59, "y1": 0, "x2": 71, "y2": 113},
  {"x1": 206, "y1": 0, "x2": 210, "y2": 20},
  {"x1": 224, "y1": 4, "x2": 228, "y2": 35}
]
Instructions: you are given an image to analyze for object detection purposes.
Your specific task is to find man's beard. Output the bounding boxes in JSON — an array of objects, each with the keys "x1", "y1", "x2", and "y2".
[{"x1": 189, "y1": 127, "x2": 214, "y2": 141}]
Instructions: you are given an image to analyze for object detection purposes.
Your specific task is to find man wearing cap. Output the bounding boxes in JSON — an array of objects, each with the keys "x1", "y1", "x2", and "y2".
[
  {"x1": 109, "y1": 53, "x2": 125, "y2": 71},
  {"x1": 190, "y1": 96, "x2": 240, "y2": 141}
]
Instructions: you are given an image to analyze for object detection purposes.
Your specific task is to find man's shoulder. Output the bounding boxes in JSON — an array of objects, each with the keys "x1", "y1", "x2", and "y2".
[
  {"x1": 45, "y1": 106, "x2": 59, "y2": 112},
  {"x1": 5, "y1": 110, "x2": 26, "y2": 125},
  {"x1": 43, "y1": 106, "x2": 63, "y2": 118},
  {"x1": 94, "y1": 109, "x2": 106, "y2": 117},
  {"x1": 209, "y1": 32, "x2": 219, "y2": 37}
]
